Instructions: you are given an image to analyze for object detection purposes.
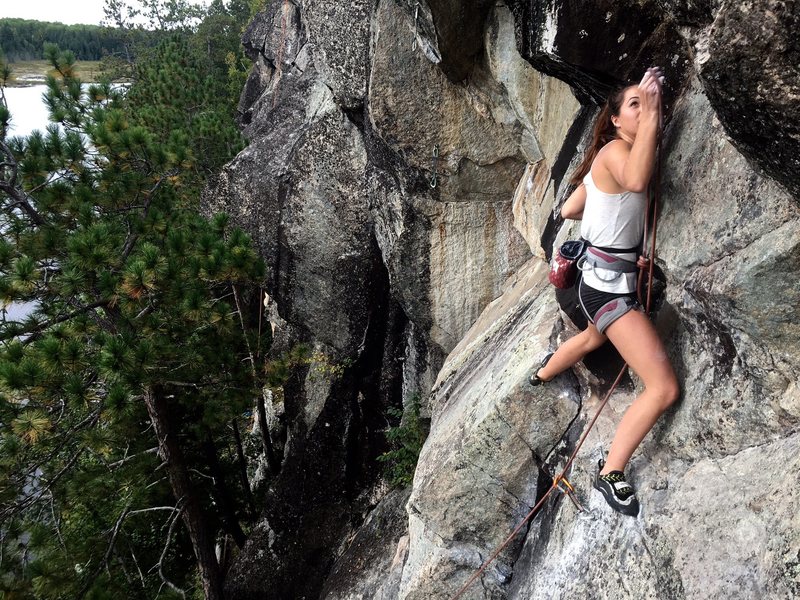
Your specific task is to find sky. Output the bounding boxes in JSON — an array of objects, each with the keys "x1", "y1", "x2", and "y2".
[
  {"x1": 0, "y1": 0, "x2": 208, "y2": 26},
  {"x1": 1, "y1": 0, "x2": 108, "y2": 26}
]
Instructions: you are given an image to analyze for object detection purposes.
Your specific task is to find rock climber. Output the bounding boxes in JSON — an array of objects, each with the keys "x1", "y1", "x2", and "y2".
[{"x1": 530, "y1": 67, "x2": 680, "y2": 516}]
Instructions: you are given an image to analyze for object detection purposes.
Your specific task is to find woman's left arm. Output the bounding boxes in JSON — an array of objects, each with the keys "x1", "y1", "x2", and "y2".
[{"x1": 561, "y1": 184, "x2": 586, "y2": 220}]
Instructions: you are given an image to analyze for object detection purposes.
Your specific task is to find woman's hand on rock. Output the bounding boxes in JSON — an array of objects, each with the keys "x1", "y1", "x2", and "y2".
[{"x1": 638, "y1": 67, "x2": 664, "y2": 124}]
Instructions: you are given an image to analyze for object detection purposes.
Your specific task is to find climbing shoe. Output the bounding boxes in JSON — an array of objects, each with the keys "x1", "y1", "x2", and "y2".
[
  {"x1": 529, "y1": 353, "x2": 554, "y2": 386},
  {"x1": 593, "y1": 460, "x2": 640, "y2": 517}
]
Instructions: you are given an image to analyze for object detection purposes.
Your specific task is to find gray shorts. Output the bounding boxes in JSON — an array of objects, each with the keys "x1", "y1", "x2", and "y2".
[{"x1": 577, "y1": 278, "x2": 639, "y2": 334}]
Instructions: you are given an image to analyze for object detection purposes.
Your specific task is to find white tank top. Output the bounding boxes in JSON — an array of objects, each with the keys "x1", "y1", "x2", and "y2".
[{"x1": 580, "y1": 170, "x2": 647, "y2": 293}]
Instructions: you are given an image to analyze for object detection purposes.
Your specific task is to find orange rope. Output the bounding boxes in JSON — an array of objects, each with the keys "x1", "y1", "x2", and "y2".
[{"x1": 638, "y1": 139, "x2": 662, "y2": 306}]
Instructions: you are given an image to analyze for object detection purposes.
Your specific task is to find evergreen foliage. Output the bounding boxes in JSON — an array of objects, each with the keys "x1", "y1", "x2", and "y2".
[
  {"x1": 0, "y1": 2, "x2": 272, "y2": 595},
  {"x1": 103, "y1": 0, "x2": 209, "y2": 33},
  {"x1": 377, "y1": 395, "x2": 429, "y2": 488},
  {"x1": 0, "y1": 18, "x2": 150, "y2": 63},
  {"x1": 126, "y1": 34, "x2": 245, "y2": 175}
]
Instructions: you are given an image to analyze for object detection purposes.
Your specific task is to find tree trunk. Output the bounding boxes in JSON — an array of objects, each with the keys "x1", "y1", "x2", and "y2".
[
  {"x1": 144, "y1": 386, "x2": 224, "y2": 600},
  {"x1": 231, "y1": 419, "x2": 256, "y2": 516},
  {"x1": 256, "y1": 391, "x2": 281, "y2": 474},
  {"x1": 202, "y1": 433, "x2": 247, "y2": 548}
]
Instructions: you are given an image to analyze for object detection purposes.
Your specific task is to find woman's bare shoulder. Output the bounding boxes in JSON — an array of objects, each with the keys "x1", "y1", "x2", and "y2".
[
  {"x1": 594, "y1": 140, "x2": 632, "y2": 176},
  {"x1": 592, "y1": 140, "x2": 632, "y2": 193},
  {"x1": 597, "y1": 139, "x2": 632, "y2": 162}
]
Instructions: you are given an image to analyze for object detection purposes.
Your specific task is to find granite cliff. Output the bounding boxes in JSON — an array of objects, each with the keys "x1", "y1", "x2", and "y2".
[{"x1": 203, "y1": 1, "x2": 800, "y2": 598}]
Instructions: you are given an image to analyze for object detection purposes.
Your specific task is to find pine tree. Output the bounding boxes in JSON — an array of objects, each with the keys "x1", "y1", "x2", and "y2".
[
  {"x1": 0, "y1": 39, "x2": 270, "y2": 599},
  {"x1": 126, "y1": 34, "x2": 245, "y2": 177}
]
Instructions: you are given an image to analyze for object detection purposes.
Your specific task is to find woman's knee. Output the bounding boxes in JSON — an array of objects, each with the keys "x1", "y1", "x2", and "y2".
[
  {"x1": 650, "y1": 375, "x2": 680, "y2": 411},
  {"x1": 580, "y1": 327, "x2": 606, "y2": 353}
]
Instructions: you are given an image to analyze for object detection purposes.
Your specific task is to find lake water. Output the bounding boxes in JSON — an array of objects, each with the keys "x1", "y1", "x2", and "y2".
[
  {"x1": 4, "y1": 84, "x2": 126, "y2": 323},
  {"x1": 3, "y1": 86, "x2": 51, "y2": 322},
  {"x1": 4, "y1": 85, "x2": 51, "y2": 138}
]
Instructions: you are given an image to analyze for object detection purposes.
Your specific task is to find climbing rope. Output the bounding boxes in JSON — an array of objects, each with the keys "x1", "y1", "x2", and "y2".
[
  {"x1": 449, "y1": 136, "x2": 664, "y2": 600},
  {"x1": 637, "y1": 141, "x2": 662, "y2": 308},
  {"x1": 449, "y1": 367, "x2": 627, "y2": 600}
]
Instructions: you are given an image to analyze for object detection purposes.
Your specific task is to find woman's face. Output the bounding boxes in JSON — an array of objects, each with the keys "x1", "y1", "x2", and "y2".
[{"x1": 612, "y1": 86, "x2": 641, "y2": 140}]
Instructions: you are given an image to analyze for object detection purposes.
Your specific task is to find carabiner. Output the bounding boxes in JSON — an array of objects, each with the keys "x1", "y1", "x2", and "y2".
[{"x1": 429, "y1": 144, "x2": 440, "y2": 188}]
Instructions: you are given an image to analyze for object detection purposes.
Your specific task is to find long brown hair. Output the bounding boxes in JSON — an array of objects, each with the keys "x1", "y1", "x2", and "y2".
[{"x1": 569, "y1": 85, "x2": 635, "y2": 185}]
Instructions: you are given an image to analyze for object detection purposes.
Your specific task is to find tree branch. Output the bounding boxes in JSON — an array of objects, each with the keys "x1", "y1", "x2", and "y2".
[
  {"x1": 0, "y1": 140, "x2": 45, "y2": 226},
  {"x1": 0, "y1": 299, "x2": 110, "y2": 342},
  {"x1": 48, "y1": 490, "x2": 67, "y2": 555},
  {"x1": 231, "y1": 284, "x2": 280, "y2": 473},
  {"x1": 120, "y1": 173, "x2": 174, "y2": 261},
  {"x1": 1, "y1": 409, "x2": 102, "y2": 519},
  {"x1": 127, "y1": 540, "x2": 147, "y2": 591},
  {"x1": 152, "y1": 503, "x2": 187, "y2": 598},
  {"x1": 77, "y1": 500, "x2": 132, "y2": 599},
  {"x1": 106, "y1": 447, "x2": 159, "y2": 469},
  {"x1": 127, "y1": 506, "x2": 178, "y2": 516}
]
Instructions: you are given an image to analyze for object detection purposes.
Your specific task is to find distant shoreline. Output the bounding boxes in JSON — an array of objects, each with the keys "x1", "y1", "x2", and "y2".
[{"x1": 5, "y1": 60, "x2": 127, "y2": 87}]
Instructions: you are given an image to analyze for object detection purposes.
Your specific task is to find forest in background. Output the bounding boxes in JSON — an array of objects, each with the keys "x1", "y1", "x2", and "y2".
[{"x1": 0, "y1": 19, "x2": 149, "y2": 62}]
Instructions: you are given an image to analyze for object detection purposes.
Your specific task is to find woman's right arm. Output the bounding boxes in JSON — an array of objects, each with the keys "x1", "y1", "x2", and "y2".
[
  {"x1": 561, "y1": 183, "x2": 586, "y2": 219},
  {"x1": 606, "y1": 71, "x2": 663, "y2": 192}
]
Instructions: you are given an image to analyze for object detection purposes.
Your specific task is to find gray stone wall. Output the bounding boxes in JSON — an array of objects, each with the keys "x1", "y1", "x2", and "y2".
[{"x1": 204, "y1": 0, "x2": 800, "y2": 597}]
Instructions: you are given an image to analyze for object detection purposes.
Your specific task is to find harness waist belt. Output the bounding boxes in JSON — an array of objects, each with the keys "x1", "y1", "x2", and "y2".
[
  {"x1": 579, "y1": 237, "x2": 640, "y2": 255},
  {"x1": 584, "y1": 247, "x2": 638, "y2": 273}
]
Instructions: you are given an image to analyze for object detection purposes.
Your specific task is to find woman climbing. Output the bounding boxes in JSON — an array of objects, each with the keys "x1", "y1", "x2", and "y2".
[{"x1": 530, "y1": 67, "x2": 679, "y2": 517}]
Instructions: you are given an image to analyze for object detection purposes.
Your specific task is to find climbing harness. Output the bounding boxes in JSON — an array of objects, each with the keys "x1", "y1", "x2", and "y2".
[
  {"x1": 581, "y1": 247, "x2": 639, "y2": 278},
  {"x1": 429, "y1": 144, "x2": 440, "y2": 188},
  {"x1": 587, "y1": 292, "x2": 639, "y2": 336},
  {"x1": 549, "y1": 240, "x2": 639, "y2": 289},
  {"x1": 449, "y1": 137, "x2": 664, "y2": 600}
]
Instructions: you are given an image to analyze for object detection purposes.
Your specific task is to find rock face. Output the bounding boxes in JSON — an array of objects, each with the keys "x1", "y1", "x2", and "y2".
[
  {"x1": 505, "y1": 0, "x2": 691, "y2": 106},
  {"x1": 320, "y1": 488, "x2": 412, "y2": 600},
  {"x1": 367, "y1": 0, "x2": 533, "y2": 356},
  {"x1": 699, "y1": 0, "x2": 800, "y2": 199},
  {"x1": 207, "y1": 0, "x2": 800, "y2": 597},
  {"x1": 400, "y1": 259, "x2": 581, "y2": 599}
]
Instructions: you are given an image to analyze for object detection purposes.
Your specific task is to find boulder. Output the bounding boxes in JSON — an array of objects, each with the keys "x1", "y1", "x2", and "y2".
[
  {"x1": 505, "y1": 0, "x2": 691, "y2": 106},
  {"x1": 508, "y1": 431, "x2": 800, "y2": 599},
  {"x1": 398, "y1": 65, "x2": 800, "y2": 600},
  {"x1": 656, "y1": 77, "x2": 800, "y2": 460},
  {"x1": 367, "y1": 0, "x2": 533, "y2": 358}
]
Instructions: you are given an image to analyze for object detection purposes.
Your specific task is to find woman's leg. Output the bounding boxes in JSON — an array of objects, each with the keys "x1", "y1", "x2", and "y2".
[
  {"x1": 536, "y1": 324, "x2": 607, "y2": 381},
  {"x1": 601, "y1": 309, "x2": 679, "y2": 473}
]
